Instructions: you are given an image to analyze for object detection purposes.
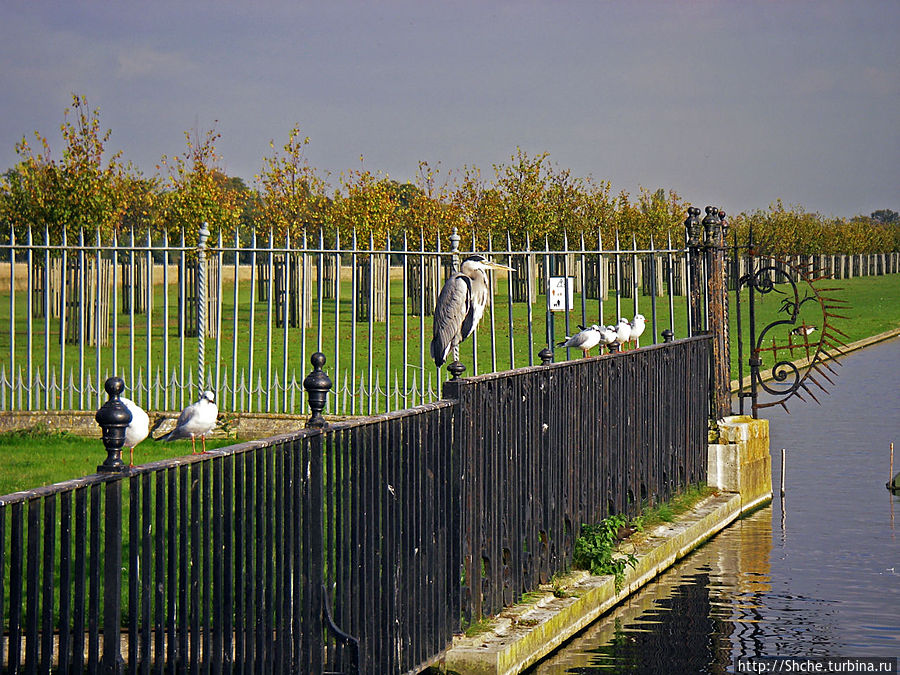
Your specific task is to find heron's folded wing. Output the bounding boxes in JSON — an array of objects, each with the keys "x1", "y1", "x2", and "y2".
[{"x1": 431, "y1": 275, "x2": 471, "y2": 364}]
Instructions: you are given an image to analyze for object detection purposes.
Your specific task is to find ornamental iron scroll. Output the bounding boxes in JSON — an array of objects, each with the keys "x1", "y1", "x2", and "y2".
[{"x1": 735, "y1": 228, "x2": 850, "y2": 417}]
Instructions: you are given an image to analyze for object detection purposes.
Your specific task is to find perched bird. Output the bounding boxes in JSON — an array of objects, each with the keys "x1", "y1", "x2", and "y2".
[
  {"x1": 790, "y1": 324, "x2": 816, "y2": 337},
  {"x1": 431, "y1": 255, "x2": 515, "y2": 366},
  {"x1": 557, "y1": 324, "x2": 603, "y2": 358},
  {"x1": 156, "y1": 390, "x2": 218, "y2": 454},
  {"x1": 629, "y1": 314, "x2": 646, "y2": 347},
  {"x1": 613, "y1": 317, "x2": 632, "y2": 348},
  {"x1": 120, "y1": 396, "x2": 149, "y2": 467},
  {"x1": 599, "y1": 324, "x2": 619, "y2": 350}
]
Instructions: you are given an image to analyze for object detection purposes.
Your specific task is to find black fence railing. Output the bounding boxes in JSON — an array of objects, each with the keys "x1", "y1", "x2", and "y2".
[
  {"x1": 1, "y1": 336, "x2": 711, "y2": 674},
  {"x1": 446, "y1": 335, "x2": 710, "y2": 622}
]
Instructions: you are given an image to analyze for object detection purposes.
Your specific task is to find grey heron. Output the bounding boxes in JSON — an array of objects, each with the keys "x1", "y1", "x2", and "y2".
[
  {"x1": 431, "y1": 254, "x2": 515, "y2": 367},
  {"x1": 156, "y1": 390, "x2": 218, "y2": 453},
  {"x1": 557, "y1": 324, "x2": 604, "y2": 358},
  {"x1": 120, "y1": 396, "x2": 149, "y2": 466}
]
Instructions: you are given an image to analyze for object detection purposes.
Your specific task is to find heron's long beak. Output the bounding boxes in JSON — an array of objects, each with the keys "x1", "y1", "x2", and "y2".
[{"x1": 485, "y1": 261, "x2": 516, "y2": 272}]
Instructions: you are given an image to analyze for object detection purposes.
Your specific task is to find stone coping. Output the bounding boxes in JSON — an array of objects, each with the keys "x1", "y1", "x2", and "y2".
[{"x1": 440, "y1": 489, "x2": 770, "y2": 675}]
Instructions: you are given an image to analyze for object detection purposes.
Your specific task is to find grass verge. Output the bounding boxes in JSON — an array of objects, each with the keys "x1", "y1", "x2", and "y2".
[{"x1": 0, "y1": 427, "x2": 236, "y2": 495}]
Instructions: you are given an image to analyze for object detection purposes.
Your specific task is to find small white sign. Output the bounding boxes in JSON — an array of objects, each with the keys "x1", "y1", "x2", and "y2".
[{"x1": 548, "y1": 276, "x2": 575, "y2": 311}]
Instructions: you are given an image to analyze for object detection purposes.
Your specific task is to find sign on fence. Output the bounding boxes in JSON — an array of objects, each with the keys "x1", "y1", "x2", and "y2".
[{"x1": 548, "y1": 276, "x2": 575, "y2": 311}]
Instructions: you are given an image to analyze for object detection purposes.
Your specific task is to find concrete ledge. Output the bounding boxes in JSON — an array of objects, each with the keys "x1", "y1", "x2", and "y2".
[{"x1": 441, "y1": 490, "x2": 767, "y2": 675}]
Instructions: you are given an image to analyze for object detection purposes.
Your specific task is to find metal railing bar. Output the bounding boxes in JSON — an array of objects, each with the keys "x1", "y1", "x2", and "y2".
[
  {"x1": 384, "y1": 233, "x2": 392, "y2": 413},
  {"x1": 265, "y1": 230, "x2": 275, "y2": 413},
  {"x1": 333, "y1": 230, "x2": 342, "y2": 416}
]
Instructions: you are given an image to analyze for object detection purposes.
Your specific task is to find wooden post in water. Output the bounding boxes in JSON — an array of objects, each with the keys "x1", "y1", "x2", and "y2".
[{"x1": 781, "y1": 448, "x2": 786, "y2": 497}]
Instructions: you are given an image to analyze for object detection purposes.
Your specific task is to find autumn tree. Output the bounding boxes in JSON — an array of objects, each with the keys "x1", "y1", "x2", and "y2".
[
  {"x1": 0, "y1": 94, "x2": 132, "y2": 243},
  {"x1": 255, "y1": 125, "x2": 330, "y2": 242},
  {"x1": 157, "y1": 125, "x2": 246, "y2": 244}
]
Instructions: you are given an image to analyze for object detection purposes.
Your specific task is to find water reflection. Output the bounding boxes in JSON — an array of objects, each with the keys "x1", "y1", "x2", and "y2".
[
  {"x1": 531, "y1": 337, "x2": 900, "y2": 672},
  {"x1": 531, "y1": 511, "x2": 774, "y2": 673}
]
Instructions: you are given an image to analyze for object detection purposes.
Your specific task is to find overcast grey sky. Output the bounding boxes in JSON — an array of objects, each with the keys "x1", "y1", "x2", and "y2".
[{"x1": 1, "y1": 1, "x2": 897, "y2": 218}]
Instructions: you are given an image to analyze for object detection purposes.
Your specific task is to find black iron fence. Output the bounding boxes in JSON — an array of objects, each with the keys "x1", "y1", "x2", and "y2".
[
  {"x1": 446, "y1": 336, "x2": 710, "y2": 623},
  {"x1": 0, "y1": 335, "x2": 711, "y2": 674}
]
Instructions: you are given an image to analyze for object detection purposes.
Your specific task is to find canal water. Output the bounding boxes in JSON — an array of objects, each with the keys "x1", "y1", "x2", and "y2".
[{"x1": 530, "y1": 336, "x2": 900, "y2": 672}]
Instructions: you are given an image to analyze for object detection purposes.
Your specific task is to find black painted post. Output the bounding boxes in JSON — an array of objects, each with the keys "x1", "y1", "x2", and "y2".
[
  {"x1": 662, "y1": 329, "x2": 674, "y2": 343},
  {"x1": 96, "y1": 377, "x2": 131, "y2": 474},
  {"x1": 302, "y1": 353, "x2": 330, "y2": 669},
  {"x1": 684, "y1": 206, "x2": 704, "y2": 336},
  {"x1": 538, "y1": 347, "x2": 553, "y2": 366},
  {"x1": 95, "y1": 377, "x2": 128, "y2": 674}
]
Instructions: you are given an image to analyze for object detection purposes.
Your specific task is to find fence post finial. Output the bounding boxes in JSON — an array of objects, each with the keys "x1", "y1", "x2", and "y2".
[
  {"x1": 662, "y1": 329, "x2": 674, "y2": 343},
  {"x1": 96, "y1": 376, "x2": 132, "y2": 473},
  {"x1": 448, "y1": 360, "x2": 466, "y2": 380},
  {"x1": 684, "y1": 206, "x2": 702, "y2": 247},
  {"x1": 304, "y1": 352, "x2": 332, "y2": 427},
  {"x1": 538, "y1": 347, "x2": 553, "y2": 365}
]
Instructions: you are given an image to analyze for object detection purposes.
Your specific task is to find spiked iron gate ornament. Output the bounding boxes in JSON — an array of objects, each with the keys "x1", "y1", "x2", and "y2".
[{"x1": 735, "y1": 227, "x2": 850, "y2": 417}]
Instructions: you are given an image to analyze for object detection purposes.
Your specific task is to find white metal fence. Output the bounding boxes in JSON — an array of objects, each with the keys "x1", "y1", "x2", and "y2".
[{"x1": 2, "y1": 224, "x2": 896, "y2": 416}]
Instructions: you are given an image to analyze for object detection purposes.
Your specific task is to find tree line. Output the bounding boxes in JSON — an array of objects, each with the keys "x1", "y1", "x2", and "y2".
[{"x1": 2, "y1": 95, "x2": 898, "y2": 254}]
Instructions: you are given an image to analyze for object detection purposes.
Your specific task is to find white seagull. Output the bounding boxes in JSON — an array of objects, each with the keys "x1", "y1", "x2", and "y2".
[
  {"x1": 157, "y1": 390, "x2": 218, "y2": 454},
  {"x1": 629, "y1": 314, "x2": 646, "y2": 347},
  {"x1": 557, "y1": 324, "x2": 603, "y2": 358},
  {"x1": 599, "y1": 325, "x2": 619, "y2": 351},
  {"x1": 120, "y1": 396, "x2": 149, "y2": 467},
  {"x1": 613, "y1": 317, "x2": 632, "y2": 348}
]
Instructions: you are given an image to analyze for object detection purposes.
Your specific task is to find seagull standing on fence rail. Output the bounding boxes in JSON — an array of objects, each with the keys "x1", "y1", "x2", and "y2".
[
  {"x1": 600, "y1": 324, "x2": 619, "y2": 351},
  {"x1": 431, "y1": 255, "x2": 515, "y2": 367},
  {"x1": 120, "y1": 396, "x2": 149, "y2": 467},
  {"x1": 156, "y1": 390, "x2": 218, "y2": 454},
  {"x1": 557, "y1": 324, "x2": 604, "y2": 358},
  {"x1": 629, "y1": 314, "x2": 646, "y2": 347},
  {"x1": 613, "y1": 317, "x2": 632, "y2": 349}
]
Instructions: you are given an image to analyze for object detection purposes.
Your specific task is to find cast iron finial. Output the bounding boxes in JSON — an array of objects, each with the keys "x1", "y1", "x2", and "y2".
[
  {"x1": 662, "y1": 329, "x2": 675, "y2": 343},
  {"x1": 96, "y1": 376, "x2": 132, "y2": 473},
  {"x1": 538, "y1": 347, "x2": 554, "y2": 366},
  {"x1": 703, "y1": 206, "x2": 722, "y2": 246},
  {"x1": 448, "y1": 360, "x2": 466, "y2": 380},
  {"x1": 607, "y1": 341, "x2": 621, "y2": 353},
  {"x1": 684, "y1": 206, "x2": 703, "y2": 247},
  {"x1": 303, "y1": 352, "x2": 332, "y2": 428},
  {"x1": 719, "y1": 210, "x2": 729, "y2": 240}
]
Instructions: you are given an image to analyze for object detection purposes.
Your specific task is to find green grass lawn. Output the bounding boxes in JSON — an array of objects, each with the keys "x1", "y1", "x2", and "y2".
[
  {"x1": 0, "y1": 428, "x2": 236, "y2": 495},
  {"x1": 0, "y1": 268, "x2": 897, "y2": 416},
  {"x1": 2, "y1": 271, "x2": 898, "y2": 495}
]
